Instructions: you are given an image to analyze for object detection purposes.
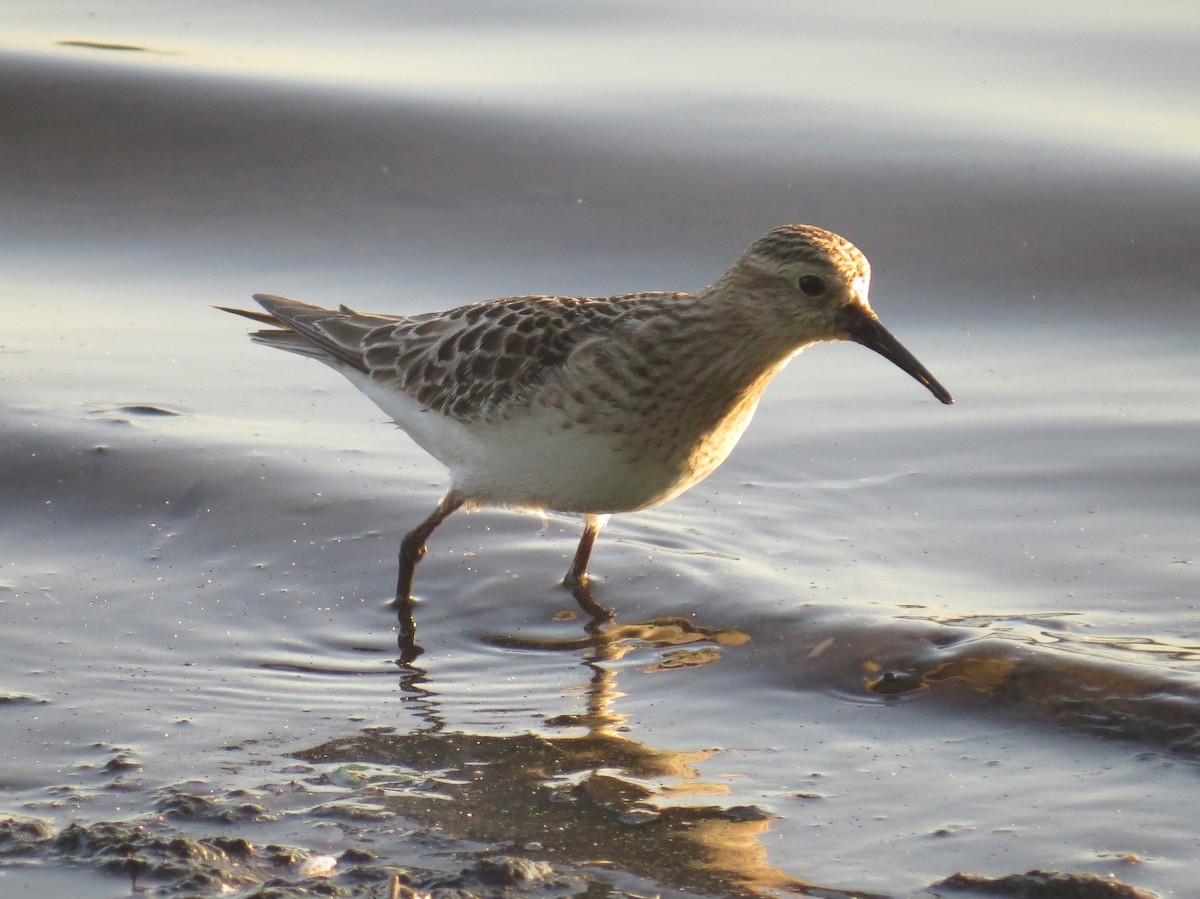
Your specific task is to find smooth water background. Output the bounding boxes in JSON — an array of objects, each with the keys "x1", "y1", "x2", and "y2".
[{"x1": 2, "y1": 2, "x2": 1199, "y2": 896}]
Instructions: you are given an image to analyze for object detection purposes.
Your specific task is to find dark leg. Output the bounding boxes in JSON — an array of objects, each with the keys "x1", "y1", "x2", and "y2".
[
  {"x1": 563, "y1": 514, "x2": 613, "y2": 621},
  {"x1": 396, "y1": 490, "x2": 466, "y2": 604},
  {"x1": 564, "y1": 513, "x2": 607, "y2": 588}
]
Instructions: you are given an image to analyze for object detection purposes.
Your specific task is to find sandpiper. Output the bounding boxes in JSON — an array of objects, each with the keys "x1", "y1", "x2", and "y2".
[{"x1": 223, "y1": 224, "x2": 952, "y2": 610}]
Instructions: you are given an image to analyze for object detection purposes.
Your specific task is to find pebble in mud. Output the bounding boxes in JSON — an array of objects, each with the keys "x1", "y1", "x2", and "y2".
[{"x1": 0, "y1": 817, "x2": 626, "y2": 898}]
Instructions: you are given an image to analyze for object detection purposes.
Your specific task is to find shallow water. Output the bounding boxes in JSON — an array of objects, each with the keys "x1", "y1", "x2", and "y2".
[{"x1": 3, "y1": 3, "x2": 1199, "y2": 897}]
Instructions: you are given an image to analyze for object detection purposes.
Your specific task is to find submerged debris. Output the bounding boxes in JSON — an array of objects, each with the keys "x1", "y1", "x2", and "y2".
[{"x1": 935, "y1": 868, "x2": 1158, "y2": 898}]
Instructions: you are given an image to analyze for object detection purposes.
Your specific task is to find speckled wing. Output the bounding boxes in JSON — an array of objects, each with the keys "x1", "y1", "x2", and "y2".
[{"x1": 234, "y1": 291, "x2": 678, "y2": 421}]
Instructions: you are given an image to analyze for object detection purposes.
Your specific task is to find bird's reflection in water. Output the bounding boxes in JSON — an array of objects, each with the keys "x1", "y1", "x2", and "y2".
[
  {"x1": 295, "y1": 595, "x2": 877, "y2": 898},
  {"x1": 395, "y1": 577, "x2": 617, "y2": 664}
]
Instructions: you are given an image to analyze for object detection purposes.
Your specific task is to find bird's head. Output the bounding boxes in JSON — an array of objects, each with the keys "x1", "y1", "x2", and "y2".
[{"x1": 718, "y1": 224, "x2": 953, "y2": 405}]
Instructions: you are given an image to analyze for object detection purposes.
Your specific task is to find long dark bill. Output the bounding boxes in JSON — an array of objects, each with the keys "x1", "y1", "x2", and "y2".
[{"x1": 841, "y1": 307, "x2": 954, "y2": 405}]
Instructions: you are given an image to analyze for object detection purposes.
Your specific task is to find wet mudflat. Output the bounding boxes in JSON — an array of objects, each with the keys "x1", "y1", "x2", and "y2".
[{"x1": 2, "y1": 3, "x2": 1199, "y2": 896}]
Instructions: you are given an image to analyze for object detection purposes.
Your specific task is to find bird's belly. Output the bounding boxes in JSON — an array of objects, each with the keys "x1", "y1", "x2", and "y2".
[
  {"x1": 454, "y1": 418, "x2": 697, "y2": 513},
  {"x1": 356, "y1": 371, "x2": 763, "y2": 515},
  {"x1": 457, "y1": 395, "x2": 762, "y2": 513}
]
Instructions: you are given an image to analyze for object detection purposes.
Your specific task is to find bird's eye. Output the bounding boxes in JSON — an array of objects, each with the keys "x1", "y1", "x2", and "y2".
[{"x1": 797, "y1": 274, "x2": 826, "y2": 298}]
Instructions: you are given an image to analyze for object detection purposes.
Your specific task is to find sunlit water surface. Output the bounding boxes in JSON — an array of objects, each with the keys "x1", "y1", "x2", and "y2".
[{"x1": 2, "y1": 3, "x2": 1199, "y2": 897}]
